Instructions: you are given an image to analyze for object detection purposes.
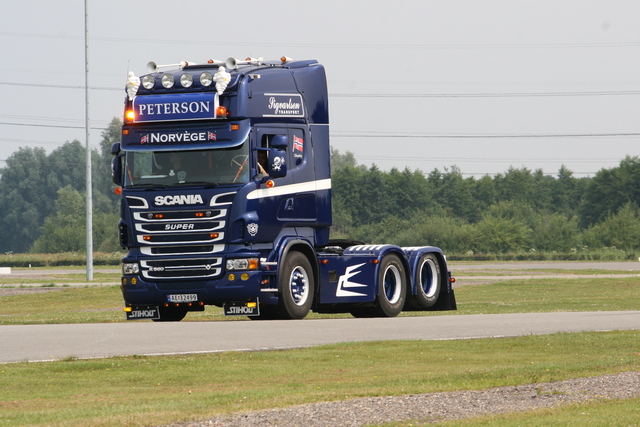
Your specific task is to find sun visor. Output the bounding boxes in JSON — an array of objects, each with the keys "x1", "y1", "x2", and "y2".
[{"x1": 121, "y1": 120, "x2": 250, "y2": 151}]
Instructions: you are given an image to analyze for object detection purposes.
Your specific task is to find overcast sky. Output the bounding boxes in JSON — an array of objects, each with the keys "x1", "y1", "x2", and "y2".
[{"x1": 1, "y1": 0, "x2": 639, "y2": 177}]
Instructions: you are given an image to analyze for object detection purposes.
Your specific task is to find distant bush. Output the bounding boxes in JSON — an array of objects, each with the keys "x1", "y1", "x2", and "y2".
[
  {"x1": 447, "y1": 249, "x2": 636, "y2": 262},
  {"x1": 0, "y1": 252, "x2": 123, "y2": 267}
]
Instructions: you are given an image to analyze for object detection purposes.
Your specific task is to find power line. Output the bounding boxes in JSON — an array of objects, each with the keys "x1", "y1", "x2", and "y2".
[
  {"x1": 2, "y1": 31, "x2": 640, "y2": 50},
  {"x1": 356, "y1": 156, "x2": 621, "y2": 164},
  {"x1": 0, "y1": 121, "x2": 107, "y2": 131},
  {"x1": 331, "y1": 132, "x2": 640, "y2": 139},
  {"x1": 0, "y1": 81, "x2": 118, "y2": 91},
  {"x1": 1, "y1": 120, "x2": 638, "y2": 140},
  {"x1": 330, "y1": 90, "x2": 640, "y2": 98},
  {"x1": 3, "y1": 80, "x2": 640, "y2": 98}
]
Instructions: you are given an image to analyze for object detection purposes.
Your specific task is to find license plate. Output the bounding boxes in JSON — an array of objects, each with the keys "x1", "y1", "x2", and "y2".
[
  {"x1": 167, "y1": 294, "x2": 198, "y2": 303},
  {"x1": 224, "y1": 301, "x2": 260, "y2": 316},
  {"x1": 126, "y1": 307, "x2": 160, "y2": 320}
]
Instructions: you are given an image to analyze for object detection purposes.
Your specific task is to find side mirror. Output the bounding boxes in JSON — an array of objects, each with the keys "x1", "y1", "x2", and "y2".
[
  {"x1": 111, "y1": 142, "x2": 121, "y2": 156},
  {"x1": 270, "y1": 135, "x2": 288, "y2": 149},
  {"x1": 111, "y1": 155, "x2": 124, "y2": 186},
  {"x1": 268, "y1": 148, "x2": 287, "y2": 178}
]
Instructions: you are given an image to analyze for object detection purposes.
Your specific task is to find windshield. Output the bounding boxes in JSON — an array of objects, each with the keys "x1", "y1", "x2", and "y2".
[{"x1": 123, "y1": 140, "x2": 250, "y2": 188}]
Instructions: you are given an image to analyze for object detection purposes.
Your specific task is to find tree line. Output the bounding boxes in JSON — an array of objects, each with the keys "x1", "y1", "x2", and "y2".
[
  {"x1": 0, "y1": 118, "x2": 121, "y2": 254},
  {"x1": 330, "y1": 148, "x2": 640, "y2": 258},
  {"x1": 0, "y1": 119, "x2": 639, "y2": 257}
]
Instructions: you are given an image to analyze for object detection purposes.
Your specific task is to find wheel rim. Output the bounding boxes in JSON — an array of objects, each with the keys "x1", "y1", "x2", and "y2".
[
  {"x1": 289, "y1": 266, "x2": 310, "y2": 306},
  {"x1": 383, "y1": 264, "x2": 402, "y2": 303},
  {"x1": 419, "y1": 258, "x2": 439, "y2": 298}
]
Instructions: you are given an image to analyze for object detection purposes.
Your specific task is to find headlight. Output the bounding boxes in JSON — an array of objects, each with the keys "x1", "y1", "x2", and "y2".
[
  {"x1": 200, "y1": 72, "x2": 213, "y2": 87},
  {"x1": 180, "y1": 73, "x2": 193, "y2": 88},
  {"x1": 141, "y1": 75, "x2": 155, "y2": 90},
  {"x1": 226, "y1": 258, "x2": 259, "y2": 271},
  {"x1": 161, "y1": 74, "x2": 175, "y2": 88},
  {"x1": 122, "y1": 263, "x2": 140, "y2": 275}
]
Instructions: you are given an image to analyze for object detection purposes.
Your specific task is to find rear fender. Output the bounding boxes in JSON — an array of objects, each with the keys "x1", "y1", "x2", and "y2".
[
  {"x1": 342, "y1": 244, "x2": 411, "y2": 298},
  {"x1": 401, "y1": 246, "x2": 447, "y2": 296}
]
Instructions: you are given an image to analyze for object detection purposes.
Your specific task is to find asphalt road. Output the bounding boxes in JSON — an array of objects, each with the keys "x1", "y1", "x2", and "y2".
[
  {"x1": 2, "y1": 311, "x2": 640, "y2": 363},
  {"x1": 1, "y1": 261, "x2": 640, "y2": 363}
]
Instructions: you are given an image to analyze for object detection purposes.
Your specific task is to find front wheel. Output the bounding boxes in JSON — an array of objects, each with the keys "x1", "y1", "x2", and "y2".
[
  {"x1": 372, "y1": 253, "x2": 407, "y2": 317},
  {"x1": 278, "y1": 251, "x2": 315, "y2": 319}
]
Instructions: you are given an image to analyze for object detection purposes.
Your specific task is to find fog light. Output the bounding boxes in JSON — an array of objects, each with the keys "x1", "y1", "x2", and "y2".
[
  {"x1": 123, "y1": 263, "x2": 139, "y2": 275},
  {"x1": 241, "y1": 273, "x2": 250, "y2": 281},
  {"x1": 161, "y1": 74, "x2": 175, "y2": 88},
  {"x1": 200, "y1": 72, "x2": 213, "y2": 86},
  {"x1": 141, "y1": 75, "x2": 155, "y2": 89},
  {"x1": 180, "y1": 73, "x2": 193, "y2": 88}
]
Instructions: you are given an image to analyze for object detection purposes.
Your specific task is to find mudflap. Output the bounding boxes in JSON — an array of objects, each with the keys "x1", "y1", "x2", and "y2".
[
  {"x1": 430, "y1": 288, "x2": 457, "y2": 311},
  {"x1": 125, "y1": 306, "x2": 160, "y2": 320}
]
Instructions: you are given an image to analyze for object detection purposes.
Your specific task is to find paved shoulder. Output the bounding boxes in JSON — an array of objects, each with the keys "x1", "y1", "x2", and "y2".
[{"x1": 2, "y1": 311, "x2": 639, "y2": 363}]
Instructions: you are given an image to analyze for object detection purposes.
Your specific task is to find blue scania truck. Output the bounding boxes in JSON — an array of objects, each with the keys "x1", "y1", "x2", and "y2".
[{"x1": 111, "y1": 56, "x2": 456, "y2": 321}]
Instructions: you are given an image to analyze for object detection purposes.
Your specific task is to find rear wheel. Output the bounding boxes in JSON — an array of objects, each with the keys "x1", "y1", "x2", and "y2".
[
  {"x1": 278, "y1": 251, "x2": 315, "y2": 319},
  {"x1": 372, "y1": 253, "x2": 407, "y2": 317},
  {"x1": 414, "y1": 254, "x2": 441, "y2": 308}
]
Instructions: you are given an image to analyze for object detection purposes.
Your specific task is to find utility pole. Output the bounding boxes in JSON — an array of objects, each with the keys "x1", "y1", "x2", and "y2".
[{"x1": 84, "y1": 0, "x2": 93, "y2": 281}]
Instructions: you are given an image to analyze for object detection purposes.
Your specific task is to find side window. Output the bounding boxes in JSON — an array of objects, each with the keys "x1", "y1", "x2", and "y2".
[
  {"x1": 255, "y1": 131, "x2": 287, "y2": 178},
  {"x1": 256, "y1": 134, "x2": 272, "y2": 177}
]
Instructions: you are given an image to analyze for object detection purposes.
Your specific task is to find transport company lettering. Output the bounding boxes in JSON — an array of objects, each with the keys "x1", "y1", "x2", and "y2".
[
  {"x1": 155, "y1": 194, "x2": 204, "y2": 206},
  {"x1": 138, "y1": 101, "x2": 211, "y2": 116},
  {"x1": 265, "y1": 94, "x2": 303, "y2": 116}
]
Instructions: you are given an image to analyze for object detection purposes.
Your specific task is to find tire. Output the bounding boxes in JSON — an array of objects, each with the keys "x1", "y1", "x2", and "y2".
[
  {"x1": 414, "y1": 254, "x2": 442, "y2": 309},
  {"x1": 277, "y1": 251, "x2": 315, "y2": 319},
  {"x1": 153, "y1": 306, "x2": 188, "y2": 322},
  {"x1": 372, "y1": 253, "x2": 407, "y2": 317}
]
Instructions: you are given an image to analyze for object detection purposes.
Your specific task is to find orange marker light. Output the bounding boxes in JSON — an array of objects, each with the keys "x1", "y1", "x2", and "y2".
[
  {"x1": 266, "y1": 180, "x2": 275, "y2": 188},
  {"x1": 216, "y1": 106, "x2": 227, "y2": 117},
  {"x1": 125, "y1": 110, "x2": 135, "y2": 122},
  {"x1": 231, "y1": 123, "x2": 240, "y2": 131},
  {"x1": 114, "y1": 187, "x2": 122, "y2": 195}
]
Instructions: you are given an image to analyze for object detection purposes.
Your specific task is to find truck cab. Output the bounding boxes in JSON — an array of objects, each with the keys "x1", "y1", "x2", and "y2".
[{"x1": 113, "y1": 57, "x2": 455, "y2": 321}]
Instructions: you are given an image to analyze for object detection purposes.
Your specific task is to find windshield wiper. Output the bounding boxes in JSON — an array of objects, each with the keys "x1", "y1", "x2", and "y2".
[
  {"x1": 127, "y1": 183, "x2": 168, "y2": 189},
  {"x1": 177, "y1": 181, "x2": 221, "y2": 188}
]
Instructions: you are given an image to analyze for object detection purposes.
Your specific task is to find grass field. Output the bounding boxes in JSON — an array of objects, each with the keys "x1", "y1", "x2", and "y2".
[
  {"x1": 1, "y1": 331, "x2": 639, "y2": 426},
  {"x1": 1, "y1": 275, "x2": 639, "y2": 324},
  {"x1": 0, "y1": 267, "x2": 639, "y2": 426}
]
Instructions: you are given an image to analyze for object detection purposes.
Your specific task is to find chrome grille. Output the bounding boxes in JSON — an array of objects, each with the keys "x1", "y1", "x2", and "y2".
[{"x1": 140, "y1": 258, "x2": 222, "y2": 279}]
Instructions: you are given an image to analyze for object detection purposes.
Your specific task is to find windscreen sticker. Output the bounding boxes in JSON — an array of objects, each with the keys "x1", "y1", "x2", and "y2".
[{"x1": 139, "y1": 131, "x2": 217, "y2": 144}]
